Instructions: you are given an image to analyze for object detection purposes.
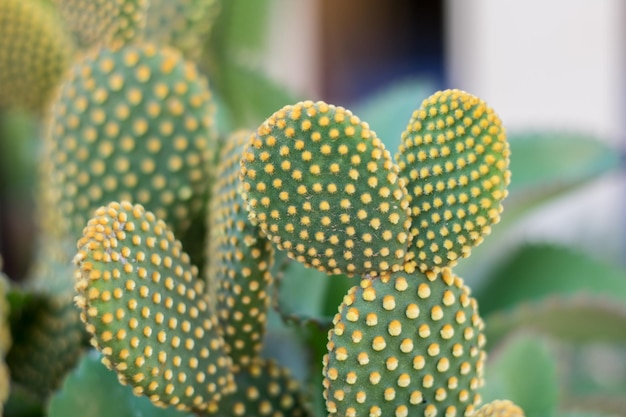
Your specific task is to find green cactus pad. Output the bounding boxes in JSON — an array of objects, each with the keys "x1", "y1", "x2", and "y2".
[
  {"x1": 43, "y1": 42, "x2": 217, "y2": 240},
  {"x1": 474, "y1": 400, "x2": 524, "y2": 417},
  {"x1": 145, "y1": 0, "x2": 221, "y2": 60},
  {"x1": 74, "y1": 201, "x2": 235, "y2": 411},
  {"x1": 207, "y1": 130, "x2": 274, "y2": 368},
  {"x1": 323, "y1": 268, "x2": 486, "y2": 417},
  {"x1": 396, "y1": 89, "x2": 510, "y2": 273},
  {"x1": 240, "y1": 101, "x2": 413, "y2": 277},
  {"x1": 53, "y1": 0, "x2": 149, "y2": 48},
  {"x1": 6, "y1": 292, "x2": 85, "y2": 399},
  {"x1": 0, "y1": 0, "x2": 75, "y2": 111},
  {"x1": 206, "y1": 358, "x2": 311, "y2": 416}
]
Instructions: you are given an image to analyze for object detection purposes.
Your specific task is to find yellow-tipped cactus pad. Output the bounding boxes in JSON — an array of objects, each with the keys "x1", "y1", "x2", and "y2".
[
  {"x1": 74, "y1": 201, "x2": 235, "y2": 411},
  {"x1": 396, "y1": 89, "x2": 510, "y2": 273},
  {"x1": 323, "y1": 268, "x2": 486, "y2": 417},
  {"x1": 240, "y1": 101, "x2": 413, "y2": 277},
  {"x1": 474, "y1": 400, "x2": 525, "y2": 417}
]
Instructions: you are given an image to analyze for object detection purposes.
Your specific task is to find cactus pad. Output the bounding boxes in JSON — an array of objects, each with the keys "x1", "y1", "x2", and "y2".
[
  {"x1": 74, "y1": 201, "x2": 235, "y2": 411},
  {"x1": 323, "y1": 268, "x2": 486, "y2": 417},
  {"x1": 6, "y1": 292, "x2": 85, "y2": 399},
  {"x1": 53, "y1": 0, "x2": 149, "y2": 48},
  {"x1": 43, "y1": 43, "x2": 216, "y2": 240},
  {"x1": 0, "y1": 0, "x2": 75, "y2": 111},
  {"x1": 240, "y1": 101, "x2": 413, "y2": 277},
  {"x1": 208, "y1": 130, "x2": 274, "y2": 368},
  {"x1": 207, "y1": 358, "x2": 311, "y2": 416},
  {"x1": 474, "y1": 400, "x2": 524, "y2": 417},
  {"x1": 145, "y1": 0, "x2": 221, "y2": 60},
  {"x1": 396, "y1": 89, "x2": 510, "y2": 273}
]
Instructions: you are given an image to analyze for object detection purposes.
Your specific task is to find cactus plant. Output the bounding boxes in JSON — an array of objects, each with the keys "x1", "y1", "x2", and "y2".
[{"x1": 1, "y1": 3, "x2": 623, "y2": 417}]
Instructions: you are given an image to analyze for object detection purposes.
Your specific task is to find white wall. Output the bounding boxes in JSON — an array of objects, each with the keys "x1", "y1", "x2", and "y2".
[
  {"x1": 446, "y1": 0, "x2": 626, "y2": 145},
  {"x1": 446, "y1": 0, "x2": 626, "y2": 259}
]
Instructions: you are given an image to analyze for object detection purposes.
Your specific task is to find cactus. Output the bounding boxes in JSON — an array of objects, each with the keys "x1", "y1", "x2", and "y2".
[
  {"x1": 474, "y1": 400, "x2": 525, "y2": 417},
  {"x1": 74, "y1": 201, "x2": 236, "y2": 411},
  {"x1": 52, "y1": 0, "x2": 149, "y2": 48},
  {"x1": 65, "y1": 90, "x2": 519, "y2": 416},
  {"x1": 207, "y1": 130, "x2": 275, "y2": 368},
  {"x1": 240, "y1": 101, "x2": 413, "y2": 277},
  {"x1": 323, "y1": 268, "x2": 486, "y2": 417},
  {"x1": 1, "y1": 2, "x2": 623, "y2": 415},
  {"x1": 0, "y1": 0, "x2": 75, "y2": 111},
  {"x1": 396, "y1": 89, "x2": 510, "y2": 273},
  {"x1": 41, "y1": 41, "x2": 217, "y2": 243}
]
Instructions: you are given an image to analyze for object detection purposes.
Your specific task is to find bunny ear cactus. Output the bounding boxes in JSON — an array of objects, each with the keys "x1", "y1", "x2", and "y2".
[
  {"x1": 396, "y1": 89, "x2": 510, "y2": 274},
  {"x1": 74, "y1": 201, "x2": 236, "y2": 411},
  {"x1": 42, "y1": 42, "x2": 217, "y2": 243},
  {"x1": 207, "y1": 130, "x2": 275, "y2": 369},
  {"x1": 74, "y1": 201, "x2": 313, "y2": 415},
  {"x1": 323, "y1": 268, "x2": 486, "y2": 417},
  {"x1": 240, "y1": 100, "x2": 413, "y2": 277},
  {"x1": 240, "y1": 90, "x2": 513, "y2": 417},
  {"x1": 0, "y1": 0, "x2": 75, "y2": 112}
]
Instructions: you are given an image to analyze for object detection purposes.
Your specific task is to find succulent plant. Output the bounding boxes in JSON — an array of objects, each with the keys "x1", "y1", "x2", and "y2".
[
  {"x1": 239, "y1": 101, "x2": 413, "y2": 277},
  {"x1": 67, "y1": 88, "x2": 517, "y2": 417},
  {"x1": 4, "y1": 3, "x2": 620, "y2": 416},
  {"x1": 395, "y1": 89, "x2": 510, "y2": 274},
  {"x1": 323, "y1": 268, "x2": 486, "y2": 417},
  {"x1": 0, "y1": 0, "x2": 75, "y2": 112}
]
